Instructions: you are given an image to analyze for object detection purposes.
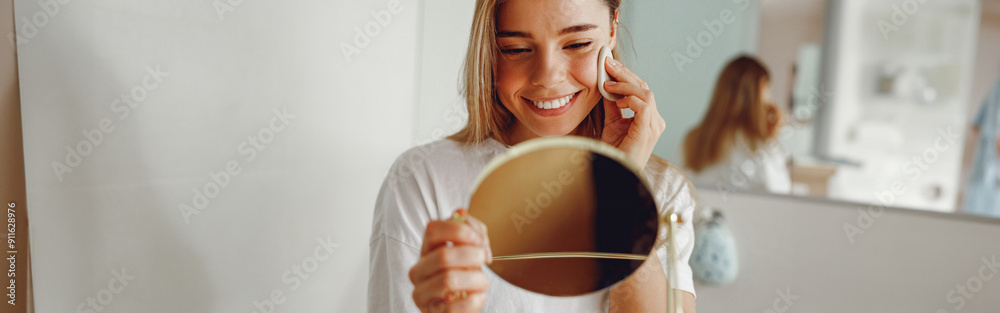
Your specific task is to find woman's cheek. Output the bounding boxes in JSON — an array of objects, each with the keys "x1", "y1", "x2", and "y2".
[
  {"x1": 569, "y1": 53, "x2": 601, "y2": 108},
  {"x1": 494, "y1": 66, "x2": 519, "y2": 107},
  {"x1": 570, "y1": 55, "x2": 598, "y2": 87}
]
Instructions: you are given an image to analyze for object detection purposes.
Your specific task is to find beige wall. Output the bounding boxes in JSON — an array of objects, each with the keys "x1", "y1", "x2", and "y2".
[
  {"x1": 757, "y1": 0, "x2": 827, "y2": 112},
  {"x1": 694, "y1": 188, "x2": 1000, "y2": 312},
  {"x1": 1, "y1": 0, "x2": 32, "y2": 312},
  {"x1": 969, "y1": 0, "x2": 1000, "y2": 112}
]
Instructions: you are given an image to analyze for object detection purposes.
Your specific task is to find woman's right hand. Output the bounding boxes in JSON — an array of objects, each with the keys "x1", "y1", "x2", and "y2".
[
  {"x1": 766, "y1": 103, "x2": 784, "y2": 133},
  {"x1": 409, "y1": 208, "x2": 492, "y2": 313},
  {"x1": 599, "y1": 57, "x2": 666, "y2": 170}
]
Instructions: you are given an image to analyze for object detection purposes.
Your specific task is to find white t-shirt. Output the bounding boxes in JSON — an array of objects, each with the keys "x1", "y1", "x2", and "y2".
[
  {"x1": 368, "y1": 137, "x2": 697, "y2": 313},
  {"x1": 685, "y1": 133, "x2": 791, "y2": 194}
]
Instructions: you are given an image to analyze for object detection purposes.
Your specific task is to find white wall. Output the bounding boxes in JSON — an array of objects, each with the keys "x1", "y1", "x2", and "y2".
[
  {"x1": 695, "y1": 189, "x2": 1000, "y2": 312},
  {"x1": 414, "y1": 1, "x2": 474, "y2": 145},
  {"x1": 17, "y1": 0, "x2": 418, "y2": 312}
]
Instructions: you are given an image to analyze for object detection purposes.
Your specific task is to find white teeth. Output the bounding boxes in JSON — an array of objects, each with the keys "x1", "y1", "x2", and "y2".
[{"x1": 531, "y1": 93, "x2": 574, "y2": 110}]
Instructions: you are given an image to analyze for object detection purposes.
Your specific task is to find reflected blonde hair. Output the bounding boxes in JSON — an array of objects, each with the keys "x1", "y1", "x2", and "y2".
[
  {"x1": 448, "y1": 0, "x2": 623, "y2": 146},
  {"x1": 682, "y1": 55, "x2": 778, "y2": 172}
]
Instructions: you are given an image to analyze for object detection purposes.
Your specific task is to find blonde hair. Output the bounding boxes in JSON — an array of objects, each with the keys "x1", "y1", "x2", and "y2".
[
  {"x1": 448, "y1": 0, "x2": 624, "y2": 146},
  {"x1": 682, "y1": 55, "x2": 778, "y2": 172}
]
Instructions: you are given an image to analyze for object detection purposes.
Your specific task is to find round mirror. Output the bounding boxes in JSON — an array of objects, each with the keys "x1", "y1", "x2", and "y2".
[{"x1": 468, "y1": 136, "x2": 660, "y2": 297}]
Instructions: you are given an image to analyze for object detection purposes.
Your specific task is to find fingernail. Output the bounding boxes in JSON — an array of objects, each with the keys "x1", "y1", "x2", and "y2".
[
  {"x1": 608, "y1": 58, "x2": 619, "y2": 66},
  {"x1": 605, "y1": 80, "x2": 616, "y2": 85},
  {"x1": 450, "y1": 210, "x2": 467, "y2": 223}
]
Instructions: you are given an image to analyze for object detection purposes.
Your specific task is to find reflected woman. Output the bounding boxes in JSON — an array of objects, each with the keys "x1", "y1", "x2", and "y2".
[
  {"x1": 681, "y1": 55, "x2": 791, "y2": 194},
  {"x1": 368, "y1": 0, "x2": 698, "y2": 312}
]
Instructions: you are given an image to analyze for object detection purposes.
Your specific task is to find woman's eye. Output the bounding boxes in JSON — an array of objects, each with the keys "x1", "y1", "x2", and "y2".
[
  {"x1": 501, "y1": 48, "x2": 531, "y2": 55},
  {"x1": 565, "y1": 42, "x2": 592, "y2": 50}
]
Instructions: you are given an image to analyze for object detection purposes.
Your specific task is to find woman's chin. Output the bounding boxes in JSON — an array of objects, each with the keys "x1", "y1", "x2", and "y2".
[{"x1": 529, "y1": 125, "x2": 578, "y2": 138}]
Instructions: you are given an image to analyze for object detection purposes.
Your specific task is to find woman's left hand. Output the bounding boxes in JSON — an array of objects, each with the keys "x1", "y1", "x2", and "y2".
[{"x1": 600, "y1": 57, "x2": 666, "y2": 170}]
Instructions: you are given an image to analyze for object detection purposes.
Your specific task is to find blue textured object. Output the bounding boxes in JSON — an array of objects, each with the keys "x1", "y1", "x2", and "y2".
[
  {"x1": 964, "y1": 78, "x2": 1000, "y2": 217},
  {"x1": 689, "y1": 210, "x2": 739, "y2": 285}
]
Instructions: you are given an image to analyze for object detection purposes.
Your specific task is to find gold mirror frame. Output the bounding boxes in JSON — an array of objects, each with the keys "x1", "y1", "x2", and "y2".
[{"x1": 467, "y1": 136, "x2": 684, "y2": 312}]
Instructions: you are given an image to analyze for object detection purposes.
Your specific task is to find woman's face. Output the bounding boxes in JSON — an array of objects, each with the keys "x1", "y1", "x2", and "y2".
[
  {"x1": 494, "y1": 0, "x2": 616, "y2": 143},
  {"x1": 760, "y1": 80, "x2": 773, "y2": 105}
]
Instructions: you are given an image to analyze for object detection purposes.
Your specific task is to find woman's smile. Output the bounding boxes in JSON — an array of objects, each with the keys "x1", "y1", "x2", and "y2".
[
  {"x1": 492, "y1": 0, "x2": 615, "y2": 142},
  {"x1": 522, "y1": 90, "x2": 581, "y2": 117}
]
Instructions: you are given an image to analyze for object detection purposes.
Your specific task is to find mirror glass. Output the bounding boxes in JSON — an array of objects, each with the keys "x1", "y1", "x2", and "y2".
[
  {"x1": 468, "y1": 137, "x2": 659, "y2": 297},
  {"x1": 618, "y1": 0, "x2": 1000, "y2": 218}
]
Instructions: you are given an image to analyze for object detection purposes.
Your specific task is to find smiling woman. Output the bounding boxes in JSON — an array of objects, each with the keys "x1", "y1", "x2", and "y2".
[
  {"x1": 368, "y1": 0, "x2": 695, "y2": 312},
  {"x1": 454, "y1": 0, "x2": 619, "y2": 148}
]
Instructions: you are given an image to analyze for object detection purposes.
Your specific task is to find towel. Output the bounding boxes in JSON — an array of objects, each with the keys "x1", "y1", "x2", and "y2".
[{"x1": 964, "y1": 78, "x2": 1000, "y2": 217}]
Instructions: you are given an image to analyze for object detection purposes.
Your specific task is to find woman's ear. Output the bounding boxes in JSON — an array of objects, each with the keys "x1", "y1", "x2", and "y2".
[{"x1": 609, "y1": 9, "x2": 619, "y2": 49}]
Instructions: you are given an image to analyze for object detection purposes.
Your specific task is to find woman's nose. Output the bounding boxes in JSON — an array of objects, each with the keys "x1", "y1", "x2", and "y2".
[{"x1": 530, "y1": 49, "x2": 566, "y2": 89}]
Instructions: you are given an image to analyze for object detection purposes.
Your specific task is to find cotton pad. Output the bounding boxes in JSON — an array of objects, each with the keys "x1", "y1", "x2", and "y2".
[{"x1": 597, "y1": 46, "x2": 623, "y2": 102}]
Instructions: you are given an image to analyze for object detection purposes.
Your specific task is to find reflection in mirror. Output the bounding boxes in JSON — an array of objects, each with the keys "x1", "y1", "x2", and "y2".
[
  {"x1": 666, "y1": 0, "x2": 1000, "y2": 217},
  {"x1": 467, "y1": 137, "x2": 659, "y2": 297},
  {"x1": 813, "y1": 0, "x2": 981, "y2": 213}
]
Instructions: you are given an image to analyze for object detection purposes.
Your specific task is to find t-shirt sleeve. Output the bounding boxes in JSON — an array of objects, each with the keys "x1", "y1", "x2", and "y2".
[
  {"x1": 653, "y1": 168, "x2": 698, "y2": 299},
  {"x1": 368, "y1": 154, "x2": 436, "y2": 313},
  {"x1": 368, "y1": 232, "x2": 421, "y2": 313}
]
